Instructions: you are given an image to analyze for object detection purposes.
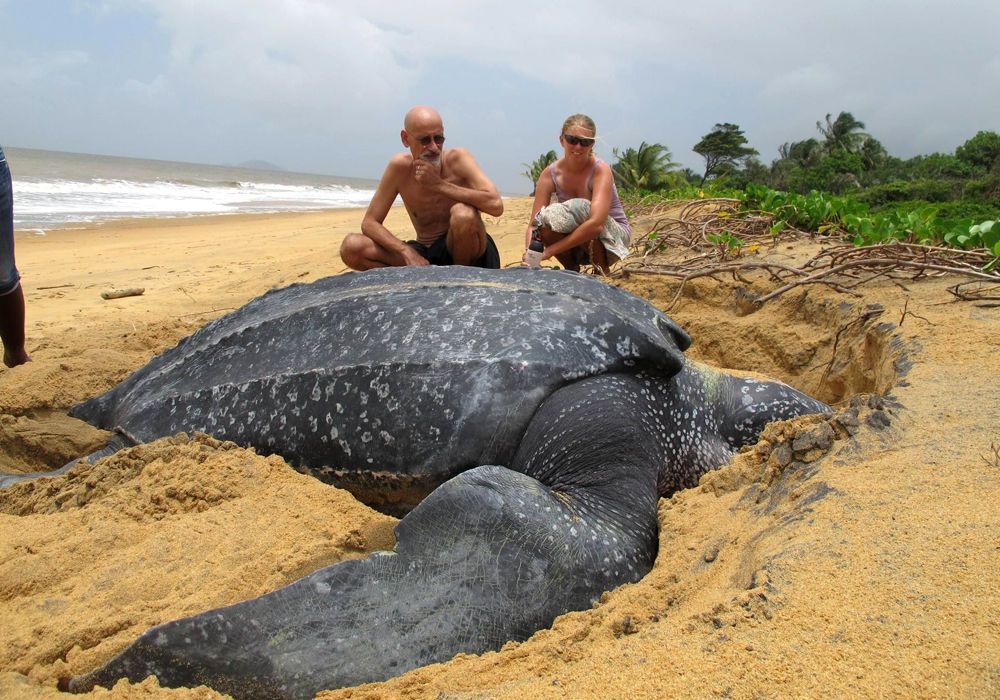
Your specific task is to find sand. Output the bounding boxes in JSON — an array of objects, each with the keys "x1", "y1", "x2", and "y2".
[{"x1": 1, "y1": 199, "x2": 997, "y2": 699}]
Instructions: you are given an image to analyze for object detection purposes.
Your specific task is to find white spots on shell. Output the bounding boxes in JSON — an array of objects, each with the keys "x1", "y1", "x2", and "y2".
[
  {"x1": 615, "y1": 335, "x2": 639, "y2": 358},
  {"x1": 338, "y1": 438, "x2": 352, "y2": 457}
]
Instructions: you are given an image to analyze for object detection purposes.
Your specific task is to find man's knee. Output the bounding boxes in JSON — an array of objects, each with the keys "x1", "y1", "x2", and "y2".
[
  {"x1": 339, "y1": 233, "x2": 367, "y2": 269},
  {"x1": 449, "y1": 203, "x2": 483, "y2": 232}
]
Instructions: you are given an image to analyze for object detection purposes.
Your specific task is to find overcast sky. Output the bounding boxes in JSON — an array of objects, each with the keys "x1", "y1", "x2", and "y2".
[{"x1": 3, "y1": 0, "x2": 999, "y2": 194}]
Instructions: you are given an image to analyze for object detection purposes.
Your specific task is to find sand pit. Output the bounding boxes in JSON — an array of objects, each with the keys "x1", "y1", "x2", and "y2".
[{"x1": 1, "y1": 199, "x2": 997, "y2": 698}]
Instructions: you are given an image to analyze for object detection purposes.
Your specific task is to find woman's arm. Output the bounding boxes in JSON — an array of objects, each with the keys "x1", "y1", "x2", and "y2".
[{"x1": 526, "y1": 165, "x2": 557, "y2": 247}]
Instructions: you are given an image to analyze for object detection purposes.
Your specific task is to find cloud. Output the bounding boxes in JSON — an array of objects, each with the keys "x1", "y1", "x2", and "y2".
[
  {"x1": 138, "y1": 0, "x2": 416, "y2": 131},
  {"x1": 0, "y1": 49, "x2": 90, "y2": 87},
  {"x1": 4, "y1": 0, "x2": 999, "y2": 190},
  {"x1": 761, "y1": 64, "x2": 841, "y2": 100}
]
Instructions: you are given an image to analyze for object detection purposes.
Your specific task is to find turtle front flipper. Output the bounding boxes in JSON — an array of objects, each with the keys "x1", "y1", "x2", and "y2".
[
  {"x1": 1, "y1": 432, "x2": 134, "y2": 489},
  {"x1": 68, "y1": 384, "x2": 665, "y2": 699}
]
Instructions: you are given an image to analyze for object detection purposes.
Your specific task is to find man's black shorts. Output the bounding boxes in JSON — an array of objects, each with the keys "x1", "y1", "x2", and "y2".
[{"x1": 406, "y1": 233, "x2": 501, "y2": 269}]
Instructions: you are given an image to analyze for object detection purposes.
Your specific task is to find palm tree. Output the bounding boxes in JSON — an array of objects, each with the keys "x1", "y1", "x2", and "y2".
[
  {"x1": 522, "y1": 151, "x2": 558, "y2": 194},
  {"x1": 858, "y1": 137, "x2": 888, "y2": 170},
  {"x1": 816, "y1": 112, "x2": 869, "y2": 153},
  {"x1": 611, "y1": 142, "x2": 678, "y2": 191},
  {"x1": 778, "y1": 138, "x2": 824, "y2": 168}
]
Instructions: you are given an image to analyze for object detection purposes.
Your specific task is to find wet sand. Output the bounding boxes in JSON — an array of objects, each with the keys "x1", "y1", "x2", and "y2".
[{"x1": 1, "y1": 199, "x2": 998, "y2": 698}]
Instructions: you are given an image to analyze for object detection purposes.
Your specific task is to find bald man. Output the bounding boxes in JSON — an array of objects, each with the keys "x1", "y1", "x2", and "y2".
[{"x1": 340, "y1": 106, "x2": 504, "y2": 270}]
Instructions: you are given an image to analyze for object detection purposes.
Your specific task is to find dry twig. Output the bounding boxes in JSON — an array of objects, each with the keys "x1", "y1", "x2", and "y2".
[
  {"x1": 897, "y1": 297, "x2": 933, "y2": 327},
  {"x1": 947, "y1": 281, "x2": 1000, "y2": 303},
  {"x1": 983, "y1": 442, "x2": 1000, "y2": 469}
]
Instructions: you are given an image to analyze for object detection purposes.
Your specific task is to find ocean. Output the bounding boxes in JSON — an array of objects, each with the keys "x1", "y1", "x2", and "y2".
[{"x1": 4, "y1": 147, "x2": 380, "y2": 232}]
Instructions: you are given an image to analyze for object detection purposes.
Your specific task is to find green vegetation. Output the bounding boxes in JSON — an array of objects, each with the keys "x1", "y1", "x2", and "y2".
[
  {"x1": 521, "y1": 150, "x2": 558, "y2": 195},
  {"x1": 604, "y1": 113, "x2": 1000, "y2": 263},
  {"x1": 692, "y1": 123, "x2": 758, "y2": 186},
  {"x1": 741, "y1": 185, "x2": 1000, "y2": 259},
  {"x1": 611, "y1": 142, "x2": 680, "y2": 191}
]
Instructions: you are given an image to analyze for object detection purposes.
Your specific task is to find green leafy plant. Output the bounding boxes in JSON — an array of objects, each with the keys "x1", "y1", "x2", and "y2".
[
  {"x1": 947, "y1": 220, "x2": 1000, "y2": 270},
  {"x1": 706, "y1": 231, "x2": 746, "y2": 254},
  {"x1": 611, "y1": 142, "x2": 679, "y2": 191},
  {"x1": 522, "y1": 150, "x2": 558, "y2": 194}
]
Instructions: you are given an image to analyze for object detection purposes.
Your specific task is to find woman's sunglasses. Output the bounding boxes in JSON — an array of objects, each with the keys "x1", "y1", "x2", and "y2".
[
  {"x1": 416, "y1": 134, "x2": 446, "y2": 146},
  {"x1": 563, "y1": 133, "x2": 595, "y2": 147}
]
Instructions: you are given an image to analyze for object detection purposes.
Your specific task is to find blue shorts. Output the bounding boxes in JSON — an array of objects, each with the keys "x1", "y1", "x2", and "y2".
[{"x1": 0, "y1": 146, "x2": 19, "y2": 297}]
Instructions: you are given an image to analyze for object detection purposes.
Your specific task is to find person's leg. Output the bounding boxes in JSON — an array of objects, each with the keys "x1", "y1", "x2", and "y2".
[
  {"x1": 472, "y1": 233, "x2": 501, "y2": 269},
  {"x1": 537, "y1": 199, "x2": 612, "y2": 272},
  {"x1": 445, "y1": 203, "x2": 487, "y2": 265},
  {"x1": 537, "y1": 225, "x2": 582, "y2": 271},
  {"x1": 0, "y1": 148, "x2": 28, "y2": 367},
  {"x1": 589, "y1": 239, "x2": 610, "y2": 274},
  {"x1": 0, "y1": 284, "x2": 29, "y2": 368},
  {"x1": 339, "y1": 233, "x2": 410, "y2": 270}
]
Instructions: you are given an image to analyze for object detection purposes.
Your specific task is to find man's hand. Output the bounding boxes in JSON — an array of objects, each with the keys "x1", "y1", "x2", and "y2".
[
  {"x1": 401, "y1": 246, "x2": 430, "y2": 266},
  {"x1": 412, "y1": 158, "x2": 443, "y2": 190}
]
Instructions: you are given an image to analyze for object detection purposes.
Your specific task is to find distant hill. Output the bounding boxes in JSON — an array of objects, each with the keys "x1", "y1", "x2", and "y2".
[{"x1": 237, "y1": 160, "x2": 286, "y2": 172}]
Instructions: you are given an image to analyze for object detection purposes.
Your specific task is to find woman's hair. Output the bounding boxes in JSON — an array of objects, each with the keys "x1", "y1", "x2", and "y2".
[{"x1": 561, "y1": 114, "x2": 596, "y2": 136}]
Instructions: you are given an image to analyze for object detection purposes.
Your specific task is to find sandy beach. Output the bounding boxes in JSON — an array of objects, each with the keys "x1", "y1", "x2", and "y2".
[{"x1": 1, "y1": 198, "x2": 998, "y2": 699}]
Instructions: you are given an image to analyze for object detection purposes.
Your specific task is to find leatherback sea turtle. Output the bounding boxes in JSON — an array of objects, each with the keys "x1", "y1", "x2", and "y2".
[{"x1": 52, "y1": 266, "x2": 828, "y2": 699}]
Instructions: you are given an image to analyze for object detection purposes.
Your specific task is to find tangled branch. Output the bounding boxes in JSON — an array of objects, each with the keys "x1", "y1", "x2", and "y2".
[
  {"x1": 616, "y1": 201, "x2": 1000, "y2": 310},
  {"x1": 628, "y1": 198, "x2": 806, "y2": 258}
]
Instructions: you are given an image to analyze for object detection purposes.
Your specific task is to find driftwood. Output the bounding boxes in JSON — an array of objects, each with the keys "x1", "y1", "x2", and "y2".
[{"x1": 101, "y1": 288, "x2": 145, "y2": 300}]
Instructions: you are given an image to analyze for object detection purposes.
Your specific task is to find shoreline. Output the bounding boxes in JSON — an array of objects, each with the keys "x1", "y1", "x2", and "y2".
[
  {"x1": 14, "y1": 208, "x2": 372, "y2": 236},
  {"x1": 13, "y1": 195, "x2": 532, "y2": 236}
]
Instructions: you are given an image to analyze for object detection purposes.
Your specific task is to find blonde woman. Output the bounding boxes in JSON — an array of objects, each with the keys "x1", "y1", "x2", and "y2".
[{"x1": 525, "y1": 114, "x2": 631, "y2": 273}]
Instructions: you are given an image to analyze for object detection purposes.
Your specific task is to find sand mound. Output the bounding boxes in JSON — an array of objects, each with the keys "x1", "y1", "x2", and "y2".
[{"x1": 1, "y1": 434, "x2": 395, "y2": 691}]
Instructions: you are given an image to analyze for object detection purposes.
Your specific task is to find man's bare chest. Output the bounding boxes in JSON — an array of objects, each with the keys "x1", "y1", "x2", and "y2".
[{"x1": 401, "y1": 181, "x2": 460, "y2": 227}]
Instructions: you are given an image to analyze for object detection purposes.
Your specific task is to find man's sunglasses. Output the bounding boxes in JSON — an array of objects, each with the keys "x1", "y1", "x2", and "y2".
[
  {"x1": 415, "y1": 134, "x2": 446, "y2": 146},
  {"x1": 563, "y1": 133, "x2": 595, "y2": 147}
]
